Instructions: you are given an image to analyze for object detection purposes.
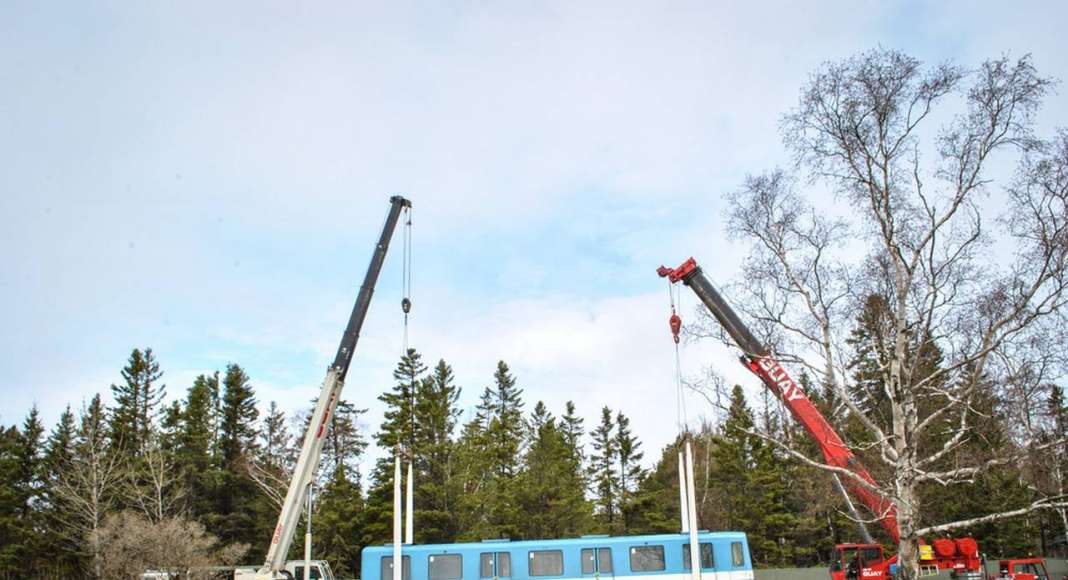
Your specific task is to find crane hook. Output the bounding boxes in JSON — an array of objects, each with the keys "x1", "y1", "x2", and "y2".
[
  {"x1": 401, "y1": 297, "x2": 412, "y2": 314},
  {"x1": 669, "y1": 308, "x2": 682, "y2": 344}
]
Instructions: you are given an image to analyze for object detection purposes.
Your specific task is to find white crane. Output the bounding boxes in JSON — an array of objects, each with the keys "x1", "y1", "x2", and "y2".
[{"x1": 242, "y1": 196, "x2": 411, "y2": 580}]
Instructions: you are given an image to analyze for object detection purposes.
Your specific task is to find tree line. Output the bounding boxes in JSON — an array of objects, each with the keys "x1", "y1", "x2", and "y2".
[{"x1": 1, "y1": 321, "x2": 1065, "y2": 579}]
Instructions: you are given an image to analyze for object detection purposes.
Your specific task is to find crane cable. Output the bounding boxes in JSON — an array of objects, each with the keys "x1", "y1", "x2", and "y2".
[
  {"x1": 667, "y1": 282, "x2": 689, "y2": 435},
  {"x1": 400, "y1": 204, "x2": 413, "y2": 354}
]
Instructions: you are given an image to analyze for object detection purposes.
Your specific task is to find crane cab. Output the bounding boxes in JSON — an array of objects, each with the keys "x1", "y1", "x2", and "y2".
[
  {"x1": 830, "y1": 544, "x2": 890, "y2": 580},
  {"x1": 997, "y1": 559, "x2": 1051, "y2": 580}
]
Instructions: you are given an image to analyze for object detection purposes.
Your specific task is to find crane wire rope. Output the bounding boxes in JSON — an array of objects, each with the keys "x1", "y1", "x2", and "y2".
[
  {"x1": 400, "y1": 204, "x2": 413, "y2": 355},
  {"x1": 400, "y1": 204, "x2": 415, "y2": 463},
  {"x1": 668, "y1": 281, "x2": 689, "y2": 436}
]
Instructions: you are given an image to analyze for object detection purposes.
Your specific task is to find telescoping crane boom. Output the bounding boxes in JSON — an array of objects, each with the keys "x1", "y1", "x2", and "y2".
[
  {"x1": 657, "y1": 257, "x2": 982, "y2": 580},
  {"x1": 255, "y1": 195, "x2": 411, "y2": 580}
]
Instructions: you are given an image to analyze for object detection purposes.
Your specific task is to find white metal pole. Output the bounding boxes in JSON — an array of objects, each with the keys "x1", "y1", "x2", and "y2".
[
  {"x1": 393, "y1": 454, "x2": 402, "y2": 580},
  {"x1": 677, "y1": 449, "x2": 689, "y2": 533},
  {"x1": 304, "y1": 483, "x2": 313, "y2": 580},
  {"x1": 684, "y1": 439, "x2": 701, "y2": 580},
  {"x1": 405, "y1": 460, "x2": 414, "y2": 544}
]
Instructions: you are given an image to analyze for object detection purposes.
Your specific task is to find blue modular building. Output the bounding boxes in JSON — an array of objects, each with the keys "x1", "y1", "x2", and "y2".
[{"x1": 361, "y1": 532, "x2": 752, "y2": 580}]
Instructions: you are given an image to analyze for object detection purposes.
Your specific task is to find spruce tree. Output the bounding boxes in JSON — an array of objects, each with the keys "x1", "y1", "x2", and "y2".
[
  {"x1": 517, "y1": 402, "x2": 593, "y2": 539},
  {"x1": 454, "y1": 361, "x2": 526, "y2": 540},
  {"x1": 413, "y1": 360, "x2": 462, "y2": 542},
  {"x1": 629, "y1": 439, "x2": 686, "y2": 535},
  {"x1": 589, "y1": 407, "x2": 617, "y2": 529},
  {"x1": 219, "y1": 364, "x2": 259, "y2": 467},
  {"x1": 0, "y1": 425, "x2": 25, "y2": 576},
  {"x1": 316, "y1": 464, "x2": 365, "y2": 578},
  {"x1": 259, "y1": 401, "x2": 291, "y2": 472},
  {"x1": 325, "y1": 400, "x2": 366, "y2": 477},
  {"x1": 160, "y1": 400, "x2": 183, "y2": 455},
  {"x1": 109, "y1": 348, "x2": 165, "y2": 455},
  {"x1": 364, "y1": 349, "x2": 430, "y2": 545},
  {"x1": 479, "y1": 361, "x2": 525, "y2": 538},
  {"x1": 711, "y1": 387, "x2": 755, "y2": 531},
  {"x1": 179, "y1": 374, "x2": 219, "y2": 520},
  {"x1": 379, "y1": 348, "x2": 425, "y2": 453},
  {"x1": 560, "y1": 401, "x2": 585, "y2": 469},
  {"x1": 43, "y1": 406, "x2": 76, "y2": 478},
  {"x1": 615, "y1": 411, "x2": 645, "y2": 533},
  {"x1": 212, "y1": 363, "x2": 260, "y2": 546},
  {"x1": 454, "y1": 411, "x2": 491, "y2": 540}
]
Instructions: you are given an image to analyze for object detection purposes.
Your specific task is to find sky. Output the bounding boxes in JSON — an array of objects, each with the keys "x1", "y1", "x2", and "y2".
[{"x1": 2, "y1": 1, "x2": 1067, "y2": 475}]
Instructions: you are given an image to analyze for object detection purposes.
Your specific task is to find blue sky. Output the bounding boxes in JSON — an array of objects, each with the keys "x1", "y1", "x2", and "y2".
[{"x1": 3, "y1": 1, "x2": 1067, "y2": 472}]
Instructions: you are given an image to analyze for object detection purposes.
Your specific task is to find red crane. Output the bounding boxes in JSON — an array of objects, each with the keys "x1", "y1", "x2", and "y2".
[{"x1": 658, "y1": 257, "x2": 982, "y2": 580}]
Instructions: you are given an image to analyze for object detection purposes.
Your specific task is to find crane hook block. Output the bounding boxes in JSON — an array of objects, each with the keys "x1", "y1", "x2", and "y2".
[
  {"x1": 669, "y1": 308, "x2": 682, "y2": 344},
  {"x1": 401, "y1": 297, "x2": 412, "y2": 314}
]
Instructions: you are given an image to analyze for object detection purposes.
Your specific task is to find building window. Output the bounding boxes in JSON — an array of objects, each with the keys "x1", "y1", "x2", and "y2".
[
  {"x1": 629, "y1": 546, "x2": 665, "y2": 572},
  {"x1": 732, "y1": 542, "x2": 745, "y2": 567},
  {"x1": 381, "y1": 556, "x2": 411, "y2": 580},
  {"x1": 429, "y1": 554, "x2": 462, "y2": 580},
  {"x1": 481, "y1": 552, "x2": 511, "y2": 578},
  {"x1": 683, "y1": 543, "x2": 715, "y2": 570},
  {"x1": 582, "y1": 549, "x2": 595, "y2": 575},
  {"x1": 598, "y1": 549, "x2": 613, "y2": 573},
  {"x1": 529, "y1": 550, "x2": 564, "y2": 576}
]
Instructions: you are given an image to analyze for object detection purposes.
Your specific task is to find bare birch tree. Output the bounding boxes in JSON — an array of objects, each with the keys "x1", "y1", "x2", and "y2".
[
  {"x1": 53, "y1": 396, "x2": 128, "y2": 579},
  {"x1": 124, "y1": 441, "x2": 186, "y2": 523},
  {"x1": 697, "y1": 48, "x2": 1068, "y2": 577}
]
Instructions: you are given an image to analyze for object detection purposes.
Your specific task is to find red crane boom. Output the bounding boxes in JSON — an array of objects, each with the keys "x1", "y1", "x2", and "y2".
[{"x1": 658, "y1": 257, "x2": 982, "y2": 580}]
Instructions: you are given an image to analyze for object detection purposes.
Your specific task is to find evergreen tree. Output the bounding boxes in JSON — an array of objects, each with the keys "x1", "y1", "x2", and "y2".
[
  {"x1": 454, "y1": 410, "x2": 491, "y2": 540},
  {"x1": 17, "y1": 406, "x2": 45, "y2": 517},
  {"x1": 379, "y1": 348, "x2": 425, "y2": 453},
  {"x1": 615, "y1": 411, "x2": 644, "y2": 533},
  {"x1": 480, "y1": 361, "x2": 525, "y2": 479},
  {"x1": 453, "y1": 361, "x2": 526, "y2": 540},
  {"x1": 212, "y1": 363, "x2": 260, "y2": 546},
  {"x1": 324, "y1": 400, "x2": 366, "y2": 478},
  {"x1": 629, "y1": 439, "x2": 686, "y2": 535},
  {"x1": 42, "y1": 403, "x2": 78, "y2": 570},
  {"x1": 109, "y1": 348, "x2": 165, "y2": 455},
  {"x1": 710, "y1": 386, "x2": 755, "y2": 531},
  {"x1": 364, "y1": 349, "x2": 430, "y2": 545},
  {"x1": 413, "y1": 360, "x2": 462, "y2": 542},
  {"x1": 316, "y1": 464, "x2": 365, "y2": 578},
  {"x1": 43, "y1": 406, "x2": 76, "y2": 478},
  {"x1": 517, "y1": 402, "x2": 593, "y2": 539},
  {"x1": 160, "y1": 400, "x2": 183, "y2": 455},
  {"x1": 259, "y1": 401, "x2": 291, "y2": 471},
  {"x1": 589, "y1": 407, "x2": 617, "y2": 529},
  {"x1": 479, "y1": 361, "x2": 525, "y2": 538},
  {"x1": 179, "y1": 374, "x2": 219, "y2": 521},
  {"x1": 0, "y1": 425, "x2": 26, "y2": 576},
  {"x1": 560, "y1": 401, "x2": 585, "y2": 471}
]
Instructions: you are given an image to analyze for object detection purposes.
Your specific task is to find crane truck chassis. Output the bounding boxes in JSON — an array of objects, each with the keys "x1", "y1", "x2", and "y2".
[{"x1": 657, "y1": 257, "x2": 983, "y2": 580}]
